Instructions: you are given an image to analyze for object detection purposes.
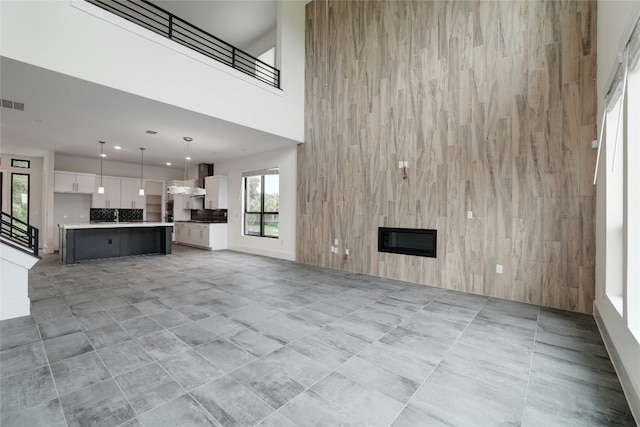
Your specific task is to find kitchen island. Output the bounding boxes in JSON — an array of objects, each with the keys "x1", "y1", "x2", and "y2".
[{"x1": 59, "y1": 222, "x2": 173, "y2": 264}]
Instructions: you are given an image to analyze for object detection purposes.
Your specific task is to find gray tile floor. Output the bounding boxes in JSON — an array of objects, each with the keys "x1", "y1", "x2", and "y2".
[{"x1": 0, "y1": 246, "x2": 636, "y2": 427}]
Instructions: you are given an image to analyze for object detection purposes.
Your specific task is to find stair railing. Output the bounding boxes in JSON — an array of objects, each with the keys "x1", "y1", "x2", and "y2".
[{"x1": 0, "y1": 211, "x2": 39, "y2": 257}]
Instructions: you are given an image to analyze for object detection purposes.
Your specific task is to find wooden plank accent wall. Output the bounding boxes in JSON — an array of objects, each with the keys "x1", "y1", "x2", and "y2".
[{"x1": 297, "y1": 0, "x2": 597, "y2": 313}]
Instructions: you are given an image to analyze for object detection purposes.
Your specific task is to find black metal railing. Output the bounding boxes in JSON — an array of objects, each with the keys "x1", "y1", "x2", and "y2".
[
  {"x1": 0, "y1": 211, "x2": 39, "y2": 257},
  {"x1": 85, "y1": 0, "x2": 281, "y2": 88}
]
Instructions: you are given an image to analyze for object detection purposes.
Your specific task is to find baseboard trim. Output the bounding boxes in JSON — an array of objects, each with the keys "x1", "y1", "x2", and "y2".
[
  {"x1": 227, "y1": 245, "x2": 295, "y2": 261},
  {"x1": 594, "y1": 305, "x2": 640, "y2": 424}
]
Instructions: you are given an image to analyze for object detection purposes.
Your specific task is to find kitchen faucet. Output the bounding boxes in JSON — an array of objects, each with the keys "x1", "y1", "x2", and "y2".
[{"x1": 114, "y1": 208, "x2": 119, "y2": 223}]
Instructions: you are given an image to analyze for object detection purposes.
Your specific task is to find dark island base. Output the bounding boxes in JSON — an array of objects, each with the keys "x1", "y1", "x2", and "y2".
[{"x1": 61, "y1": 226, "x2": 172, "y2": 264}]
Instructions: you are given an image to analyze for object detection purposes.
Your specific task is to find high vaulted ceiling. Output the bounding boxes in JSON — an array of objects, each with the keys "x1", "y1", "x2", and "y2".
[{"x1": 0, "y1": 1, "x2": 291, "y2": 169}]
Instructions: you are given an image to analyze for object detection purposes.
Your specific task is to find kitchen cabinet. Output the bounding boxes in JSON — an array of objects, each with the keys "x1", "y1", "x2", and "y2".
[
  {"x1": 204, "y1": 176, "x2": 228, "y2": 209},
  {"x1": 144, "y1": 180, "x2": 164, "y2": 222},
  {"x1": 92, "y1": 177, "x2": 121, "y2": 208},
  {"x1": 174, "y1": 222, "x2": 227, "y2": 250},
  {"x1": 120, "y1": 179, "x2": 146, "y2": 209},
  {"x1": 54, "y1": 172, "x2": 96, "y2": 194},
  {"x1": 186, "y1": 197, "x2": 204, "y2": 210}
]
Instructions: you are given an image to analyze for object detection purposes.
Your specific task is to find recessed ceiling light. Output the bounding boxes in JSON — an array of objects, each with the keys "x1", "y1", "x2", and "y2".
[
  {"x1": 183, "y1": 137, "x2": 193, "y2": 142},
  {"x1": 100, "y1": 153, "x2": 107, "y2": 157},
  {"x1": 185, "y1": 156, "x2": 191, "y2": 160},
  {"x1": 114, "y1": 146, "x2": 122, "y2": 150},
  {"x1": 166, "y1": 162, "x2": 172, "y2": 166},
  {"x1": 145, "y1": 130, "x2": 158, "y2": 135}
]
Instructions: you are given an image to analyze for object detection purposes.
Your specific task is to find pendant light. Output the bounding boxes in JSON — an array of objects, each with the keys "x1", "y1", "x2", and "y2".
[
  {"x1": 183, "y1": 137, "x2": 192, "y2": 180},
  {"x1": 139, "y1": 147, "x2": 145, "y2": 196},
  {"x1": 98, "y1": 141, "x2": 106, "y2": 194}
]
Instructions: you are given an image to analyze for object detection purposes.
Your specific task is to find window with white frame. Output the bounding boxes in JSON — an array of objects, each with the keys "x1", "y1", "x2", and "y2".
[
  {"x1": 243, "y1": 168, "x2": 279, "y2": 238},
  {"x1": 625, "y1": 26, "x2": 640, "y2": 337},
  {"x1": 599, "y1": 17, "x2": 640, "y2": 338}
]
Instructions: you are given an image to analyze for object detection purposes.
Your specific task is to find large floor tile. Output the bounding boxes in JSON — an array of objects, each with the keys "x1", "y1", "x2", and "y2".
[
  {"x1": 138, "y1": 394, "x2": 220, "y2": 427},
  {"x1": 171, "y1": 322, "x2": 221, "y2": 347},
  {"x1": 158, "y1": 349, "x2": 224, "y2": 390},
  {"x1": 0, "y1": 316, "x2": 41, "y2": 351},
  {"x1": 115, "y1": 362, "x2": 184, "y2": 414},
  {"x1": 287, "y1": 335, "x2": 352, "y2": 370},
  {"x1": 50, "y1": 351, "x2": 110, "y2": 396},
  {"x1": 0, "y1": 398, "x2": 66, "y2": 427},
  {"x1": 311, "y1": 372, "x2": 405, "y2": 427},
  {"x1": 0, "y1": 341, "x2": 47, "y2": 378},
  {"x1": 37, "y1": 317, "x2": 81, "y2": 340},
  {"x1": 97, "y1": 339, "x2": 153, "y2": 376},
  {"x1": 150, "y1": 309, "x2": 192, "y2": 328},
  {"x1": 336, "y1": 356, "x2": 420, "y2": 404},
  {"x1": 261, "y1": 346, "x2": 332, "y2": 388},
  {"x1": 2, "y1": 249, "x2": 631, "y2": 426},
  {"x1": 196, "y1": 339, "x2": 256, "y2": 372},
  {"x1": 84, "y1": 323, "x2": 131, "y2": 349},
  {"x1": 229, "y1": 328, "x2": 283, "y2": 357},
  {"x1": 279, "y1": 390, "x2": 365, "y2": 427},
  {"x1": 60, "y1": 378, "x2": 135, "y2": 427},
  {"x1": 136, "y1": 330, "x2": 191, "y2": 361},
  {"x1": 42, "y1": 331, "x2": 93, "y2": 364},
  {"x1": 120, "y1": 316, "x2": 164, "y2": 338},
  {"x1": 191, "y1": 375, "x2": 274, "y2": 426},
  {"x1": 0, "y1": 366, "x2": 57, "y2": 416}
]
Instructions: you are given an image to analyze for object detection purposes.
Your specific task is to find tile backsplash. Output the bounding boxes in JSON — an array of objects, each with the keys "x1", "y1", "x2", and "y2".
[
  {"x1": 190, "y1": 209, "x2": 228, "y2": 223},
  {"x1": 90, "y1": 208, "x2": 143, "y2": 222}
]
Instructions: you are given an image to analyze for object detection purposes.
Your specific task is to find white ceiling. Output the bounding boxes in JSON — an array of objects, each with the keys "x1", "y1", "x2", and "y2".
[
  {"x1": 151, "y1": 0, "x2": 277, "y2": 51},
  {"x1": 0, "y1": 1, "x2": 293, "y2": 170}
]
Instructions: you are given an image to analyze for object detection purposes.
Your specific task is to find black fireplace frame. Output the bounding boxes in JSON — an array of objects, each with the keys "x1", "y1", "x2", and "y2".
[{"x1": 378, "y1": 227, "x2": 437, "y2": 258}]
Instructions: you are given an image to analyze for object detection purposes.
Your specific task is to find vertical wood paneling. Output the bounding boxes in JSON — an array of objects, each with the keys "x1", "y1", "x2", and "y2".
[{"x1": 298, "y1": 0, "x2": 597, "y2": 313}]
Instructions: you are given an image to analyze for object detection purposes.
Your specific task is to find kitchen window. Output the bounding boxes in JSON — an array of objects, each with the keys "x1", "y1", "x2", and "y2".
[
  {"x1": 243, "y1": 168, "x2": 279, "y2": 238},
  {"x1": 11, "y1": 173, "x2": 29, "y2": 237},
  {"x1": 11, "y1": 159, "x2": 30, "y2": 169}
]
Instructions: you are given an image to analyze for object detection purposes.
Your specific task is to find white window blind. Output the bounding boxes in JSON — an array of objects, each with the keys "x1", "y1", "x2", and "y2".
[{"x1": 242, "y1": 168, "x2": 279, "y2": 177}]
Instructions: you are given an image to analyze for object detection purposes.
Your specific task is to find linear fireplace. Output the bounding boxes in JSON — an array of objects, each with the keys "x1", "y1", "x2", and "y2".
[{"x1": 378, "y1": 227, "x2": 437, "y2": 258}]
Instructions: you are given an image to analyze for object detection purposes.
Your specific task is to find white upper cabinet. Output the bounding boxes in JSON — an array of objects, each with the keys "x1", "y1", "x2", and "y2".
[
  {"x1": 54, "y1": 172, "x2": 96, "y2": 194},
  {"x1": 92, "y1": 177, "x2": 121, "y2": 208},
  {"x1": 205, "y1": 176, "x2": 228, "y2": 209},
  {"x1": 120, "y1": 179, "x2": 145, "y2": 209}
]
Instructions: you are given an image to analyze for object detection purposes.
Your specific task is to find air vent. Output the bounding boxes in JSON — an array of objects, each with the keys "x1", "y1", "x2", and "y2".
[
  {"x1": 1, "y1": 98, "x2": 25, "y2": 111},
  {"x1": 145, "y1": 130, "x2": 158, "y2": 135}
]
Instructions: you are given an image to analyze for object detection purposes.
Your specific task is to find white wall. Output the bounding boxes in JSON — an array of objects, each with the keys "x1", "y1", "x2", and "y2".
[
  {"x1": 0, "y1": 0, "x2": 305, "y2": 144},
  {"x1": 596, "y1": 1, "x2": 640, "y2": 421},
  {"x1": 215, "y1": 146, "x2": 296, "y2": 261},
  {"x1": 0, "y1": 242, "x2": 38, "y2": 320}
]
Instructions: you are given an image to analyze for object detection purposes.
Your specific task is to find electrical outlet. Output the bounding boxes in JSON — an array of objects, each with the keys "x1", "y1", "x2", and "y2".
[
  {"x1": 467, "y1": 211, "x2": 473, "y2": 219},
  {"x1": 330, "y1": 246, "x2": 335, "y2": 253},
  {"x1": 399, "y1": 161, "x2": 404, "y2": 168},
  {"x1": 345, "y1": 249, "x2": 349, "y2": 255},
  {"x1": 591, "y1": 139, "x2": 599, "y2": 149},
  {"x1": 404, "y1": 161, "x2": 409, "y2": 168},
  {"x1": 496, "y1": 264, "x2": 503, "y2": 274}
]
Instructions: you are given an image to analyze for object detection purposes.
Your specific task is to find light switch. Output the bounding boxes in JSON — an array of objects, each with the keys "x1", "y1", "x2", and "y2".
[
  {"x1": 496, "y1": 264, "x2": 503, "y2": 274},
  {"x1": 467, "y1": 211, "x2": 473, "y2": 219}
]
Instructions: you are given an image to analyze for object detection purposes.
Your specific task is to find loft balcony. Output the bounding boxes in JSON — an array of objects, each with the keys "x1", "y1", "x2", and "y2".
[{"x1": 86, "y1": 0, "x2": 280, "y2": 88}]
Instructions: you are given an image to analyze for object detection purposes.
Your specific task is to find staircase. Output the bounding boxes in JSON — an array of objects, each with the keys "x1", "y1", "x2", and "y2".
[{"x1": 0, "y1": 211, "x2": 40, "y2": 320}]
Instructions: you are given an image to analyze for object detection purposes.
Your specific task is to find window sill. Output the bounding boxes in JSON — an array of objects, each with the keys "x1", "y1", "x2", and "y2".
[{"x1": 606, "y1": 294, "x2": 624, "y2": 317}]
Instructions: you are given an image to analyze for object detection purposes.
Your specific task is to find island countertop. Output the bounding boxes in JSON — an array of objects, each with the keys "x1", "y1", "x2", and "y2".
[
  {"x1": 58, "y1": 222, "x2": 173, "y2": 264},
  {"x1": 58, "y1": 222, "x2": 174, "y2": 230}
]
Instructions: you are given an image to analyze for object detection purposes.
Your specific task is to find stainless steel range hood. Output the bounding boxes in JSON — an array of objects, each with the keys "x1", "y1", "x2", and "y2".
[{"x1": 167, "y1": 163, "x2": 214, "y2": 195}]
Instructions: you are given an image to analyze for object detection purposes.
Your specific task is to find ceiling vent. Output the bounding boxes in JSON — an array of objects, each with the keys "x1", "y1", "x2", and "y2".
[
  {"x1": 1, "y1": 98, "x2": 24, "y2": 111},
  {"x1": 145, "y1": 130, "x2": 158, "y2": 135}
]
